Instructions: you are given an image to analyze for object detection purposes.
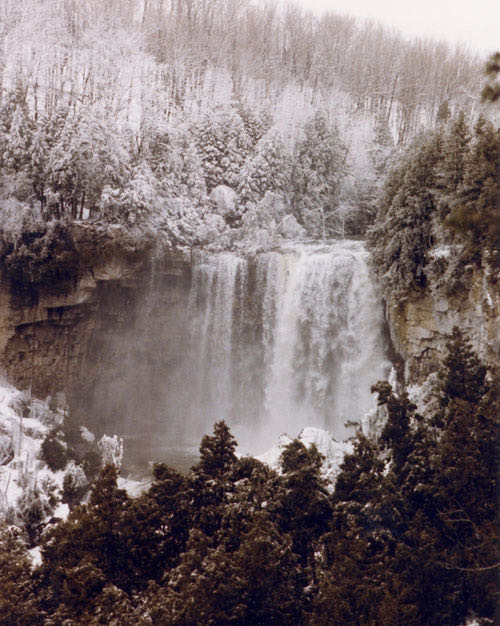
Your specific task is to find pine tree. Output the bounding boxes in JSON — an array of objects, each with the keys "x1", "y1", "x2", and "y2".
[
  {"x1": 275, "y1": 439, "x2": 331, "y2": 565},
  {"x1": 482, "y1": 52, "x2": 500, "y2": 102},
  {"x1": 2, "y1": 104, "x2": 32, "y2": 172},
  {"x1": 446, "y1": 117, "x2": 500, "y2": 261},
  {"x1": 372, "y1": 381, "x2": 417, "y2": 476},
  {"x1": 369, "y1": 130, "x2": 442, "y2": 294},
  {"x1": 435, "y1": 111, "x2": 470, "y2": 223},
  {"x1": 439, "y1": 326, "x2": 488, "y2": 407},
  {"x1": 195, "y1": 106, "x2": 251, "y2": 193},
  {"x1": 0, "y1": 525, "x2": 41, "y2": 625},
  {"x1": 197, "y1": 420, "x2": 237, "y2": 480}
]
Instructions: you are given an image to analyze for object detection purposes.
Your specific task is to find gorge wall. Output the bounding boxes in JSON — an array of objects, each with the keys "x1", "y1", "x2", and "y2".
[
  {"x1": 0, "y1": 223, "x2": 191, "y2": 408},
  {"x1": 0, "y1": 226, "x2": 497, "y2": 464},
  {"x1": 384, "y1": 263, "x2": 500, "y2": 383}
]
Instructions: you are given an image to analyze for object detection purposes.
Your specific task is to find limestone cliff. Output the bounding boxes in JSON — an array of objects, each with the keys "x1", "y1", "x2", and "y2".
[
  {"x1": 0, "y1": 222, "x2": 191, "y2": 404},
  {"x1": 384, "y1": 262, "x2": 500, "y2": 383}
]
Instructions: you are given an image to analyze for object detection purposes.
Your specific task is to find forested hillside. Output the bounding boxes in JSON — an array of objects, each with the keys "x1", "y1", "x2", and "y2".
[
  {"x1": 369, "y1": 112, "x2": 500, "y2": 296},
  {"x1": 0, "y1": 0, "x2": 489, "y2": 252},
  {"x1": 0, "y1": 3, "x2": 498, "y2": 625}
]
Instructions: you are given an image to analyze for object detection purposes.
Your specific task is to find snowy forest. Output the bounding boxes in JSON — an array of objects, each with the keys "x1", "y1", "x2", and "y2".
[
  {"x1": 0, "y1": 0, "x2": 499, "y2": 624},
  {"x1": 0, "y1": 0, "x2": 491, "y2": 251}
]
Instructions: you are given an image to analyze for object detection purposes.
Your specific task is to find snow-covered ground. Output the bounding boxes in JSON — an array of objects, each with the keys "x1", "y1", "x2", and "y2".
[
  {"x1": 0, "y1": 378, "x2": 146, "y2": 558},
  {"x1": 0, "y1": 380, "x2": 69, "y2": 525}
]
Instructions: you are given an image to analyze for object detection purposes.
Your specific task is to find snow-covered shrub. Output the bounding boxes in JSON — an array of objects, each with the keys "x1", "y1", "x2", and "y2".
[
  {"x1": 16, "y1": 486, "x2": 53, "y2": 546},
  {"x1": 27, "y1": 396, "x2": 62, "y2": 427},
  {"x1": 234, "y1": 192, "x2": 303, "y2": 251},
  {"x1": 160, "y1": 197, "x2": 228, "y2": 247},
  {"x1": 62, "y1": 462, "x2": 88, "y2": 509},
  {"x1": 210, "y1": 185, "x2": 237, "y2": 220},
  {"x1": 0, "y1": 197, "x2": 38, "y2": 244},
  {"x1": 98, "y1": 435, "x2": 123, "y2": 470}
]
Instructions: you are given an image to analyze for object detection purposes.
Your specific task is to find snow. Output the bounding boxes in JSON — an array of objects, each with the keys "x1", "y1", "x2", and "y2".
[
  {"x1": 209, "y1": 185, "x2": 237, "y2": 217},
  {"x1": 0, "y1": 380, "x2": 69, "y2": 562},
  {"x1": 28, "y1": 545, "x2": 42, "y2": 567},
  {"x1": 407, "y1": 372, "x2": 441, "y2": 417},
  {"x1": 484, "y1": 289, "x2": 493, "y2": 307},
  {"x1": 117, "y1": 476, "x2": 150, "y2": 498},
  {"x1": 0, "y1": 378, "x2": 134, "y2": 559},
  {"x1": 80, "y1": 426, "x2": 95, "y2": 443},
  {"x1": 428, "y1": 244, "x2": 462, "y2": 259},
  {"x1": 257, "y1": 427, "x2": 353, "y2": 491}
]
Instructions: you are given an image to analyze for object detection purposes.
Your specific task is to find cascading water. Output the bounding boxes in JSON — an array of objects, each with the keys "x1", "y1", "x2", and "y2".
[
  {"x1": 83, "y1": 239, "x2": 390, "y2": 469},
  {"x1": 176, "y1": 240, "x2": 390, "y2": 455}
]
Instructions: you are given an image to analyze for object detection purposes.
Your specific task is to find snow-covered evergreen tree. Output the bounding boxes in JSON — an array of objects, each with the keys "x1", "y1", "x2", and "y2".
[
  {"x1": 195, "y1": 106, "x2": 252, "y2": 193},
  {"x1": 291, "y1": 112, "x2": 346, "y2": 237},
  {"x1": 2, "y1": 103, "x2": 32, "y2": 172},
  {"x1": 238, "y1": 129, "x2": 290, "y2": 206},
  {"x1": 100, "y1": 163, "x2": 158, "y2": 226}
]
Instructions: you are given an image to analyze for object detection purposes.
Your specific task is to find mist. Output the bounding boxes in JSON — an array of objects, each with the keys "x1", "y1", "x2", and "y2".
[{"x1": 75, "y1": 240, "x2": 390, "y2": 474}]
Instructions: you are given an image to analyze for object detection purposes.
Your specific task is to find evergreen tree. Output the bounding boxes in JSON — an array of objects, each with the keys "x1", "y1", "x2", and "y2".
[
  {"x1": 372, "y1": 381, "x2": 418, "y2": 476},
  {"x1": 369, "y1": 130, "x2": 442, "y2": 295},
  {"x1": 2, "y1": 104, "x2": 32, "y2": 173},
  {"x1": 482, "y1": 52, "x2": 500, "y2": 102},
  {"x1": 275, "y1": 440, "x2": 331, "y2": 565},
  {"x1": 447, "y1": 116, "x2": 500, "y2": 261},
  {"x1": 236, "y1": 103, "x2": 273, "y2": 149},
  {"x1": 195, "y1": 106, "x2": 251, "y2": 193},
  {"x1": 196, "y1": 420, "x2": 237, "y2": 480},
  {"x1": 291, "y1": 111, "x2": 346, "y2": 237},
  {"x1": 435, "y1": 111, "x2": 470, "y2": 221},
  {"x1": 238, "y1": 129, "x2": 290, "y2": 206},
  {"x1": 0, "y1": 525, "x2": 41, "y2": 625}
]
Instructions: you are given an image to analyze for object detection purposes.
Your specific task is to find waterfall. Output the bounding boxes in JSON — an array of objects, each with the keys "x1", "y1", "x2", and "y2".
[
  {"x1": 179, "y1": 241, "x2": 390, "y2": 454},
  {"x1": 85, "y1": 240, "x2": 390, "y2": 470}
]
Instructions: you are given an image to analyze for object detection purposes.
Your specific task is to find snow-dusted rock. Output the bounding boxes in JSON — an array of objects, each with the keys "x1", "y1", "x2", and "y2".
[{"x1": 257, "y1": 427, "x2": 353, "y2": 492}]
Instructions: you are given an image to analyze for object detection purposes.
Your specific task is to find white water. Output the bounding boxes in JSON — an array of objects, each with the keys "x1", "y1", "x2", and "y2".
[{"x1": 180, "y1": 241, "x2": 390, "y2": 454}]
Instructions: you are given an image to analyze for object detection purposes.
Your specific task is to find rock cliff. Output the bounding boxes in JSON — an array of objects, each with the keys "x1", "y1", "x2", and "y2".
[
  {"x1": 0, "y1": 223, "x2": 192, "y2": 408},
  {"x1": 384, "y1": 262, "x2": 499, "y2": 383}
]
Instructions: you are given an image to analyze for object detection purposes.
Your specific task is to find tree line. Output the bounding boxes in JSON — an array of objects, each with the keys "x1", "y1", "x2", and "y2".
[
  {"x1": 0, "y1": 87, "x2": 396, "y2": 251},
  {"x1": 0, "y1": 0, "x2": 483, "y2": 144}
]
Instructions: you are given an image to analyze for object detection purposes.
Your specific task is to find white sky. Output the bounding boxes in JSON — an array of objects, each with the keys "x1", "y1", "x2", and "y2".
[{"x1": 294, "y1": 0, "x2": 499, "y2": 56}]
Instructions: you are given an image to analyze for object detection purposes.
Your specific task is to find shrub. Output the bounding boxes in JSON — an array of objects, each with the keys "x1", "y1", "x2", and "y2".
[
  {"x1": 4, "y1": 221, "x2": 81, "y2": 303},
  {"x1": 41, "y1": 428, "x2": 68, "y2": 472}
]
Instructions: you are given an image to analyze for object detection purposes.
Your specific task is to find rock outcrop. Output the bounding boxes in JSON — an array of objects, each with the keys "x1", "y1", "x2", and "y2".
[{"x1": 384, "y1": 263, "x2": 499, "y2": 383}]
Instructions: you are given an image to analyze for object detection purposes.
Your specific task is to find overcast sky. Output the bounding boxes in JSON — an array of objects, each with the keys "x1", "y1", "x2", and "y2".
[{"x1": 294, "y1": 0, "x2": 499, "y2": 56}]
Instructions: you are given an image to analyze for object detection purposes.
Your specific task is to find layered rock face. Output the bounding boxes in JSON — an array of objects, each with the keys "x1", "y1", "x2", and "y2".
[
  {"x1": 0, "y1": 223, "x2": 192, "y2": 408},
  {"x1": 385, "y1": 264, "x2": 500, "y2": 383}
]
